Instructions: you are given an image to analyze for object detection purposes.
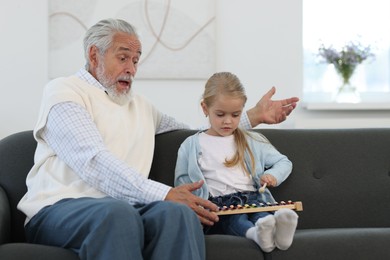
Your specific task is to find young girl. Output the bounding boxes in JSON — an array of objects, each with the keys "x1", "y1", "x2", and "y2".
[{"x1": 174, "y1": 72, "x2": 298, "y2": 252}]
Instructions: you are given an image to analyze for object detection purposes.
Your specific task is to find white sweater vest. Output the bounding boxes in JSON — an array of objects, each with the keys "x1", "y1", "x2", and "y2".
[{"x1": 18, "y1": 76, "x2": 161, "y2": 222}]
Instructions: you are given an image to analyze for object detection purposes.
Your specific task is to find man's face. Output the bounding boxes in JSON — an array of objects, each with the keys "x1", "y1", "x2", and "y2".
[{"x1": 89, "y1": 32, "x2": 142, "y2": 105}]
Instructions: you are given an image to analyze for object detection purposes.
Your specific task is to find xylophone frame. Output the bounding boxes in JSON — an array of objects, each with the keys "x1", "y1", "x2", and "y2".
[{"x1": 215, "y1": 201, "x2": 303, "y2": 216}]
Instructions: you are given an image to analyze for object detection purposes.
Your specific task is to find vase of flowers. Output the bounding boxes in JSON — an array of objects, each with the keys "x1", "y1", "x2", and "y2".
[{"x1": 318, "y1": 42, "x2": 374, "y2": 103}]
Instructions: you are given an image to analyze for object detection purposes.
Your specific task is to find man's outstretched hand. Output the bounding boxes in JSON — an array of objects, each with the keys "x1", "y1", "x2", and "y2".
[
  {"x1": 165, "y1": 180, "x2": 219, "y2": 226},
  {"x1": 247, "y1": 86, "x2": 299, "y2": 127}
]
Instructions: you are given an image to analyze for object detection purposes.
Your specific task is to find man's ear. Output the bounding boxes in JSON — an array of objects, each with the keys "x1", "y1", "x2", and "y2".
[{"x1": 89, "y1": 45, "x2": 99, "y2": 68}]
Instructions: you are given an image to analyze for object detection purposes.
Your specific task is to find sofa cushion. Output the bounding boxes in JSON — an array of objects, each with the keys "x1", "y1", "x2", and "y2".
[
  {"x1": 205, "y1": 235, "x2": 264, "y2": 260},
  {"x1": 0, "y1": 243, "x2": 79, "y2": 259},
  {"x1": 270, "y1": 228, "x2": 390, "y2": 260}
]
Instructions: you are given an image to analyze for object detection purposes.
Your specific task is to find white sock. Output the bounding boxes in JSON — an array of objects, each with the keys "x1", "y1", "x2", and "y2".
[
  {"x1": 253, "y1": 215, "x2": 276, "y2": 252},
  {"x1": 245, "y1": 227, "x2": 258, "y2": 243},
  {"x1": 274, "y1": 208, "x2": 298, "y2": 250}
]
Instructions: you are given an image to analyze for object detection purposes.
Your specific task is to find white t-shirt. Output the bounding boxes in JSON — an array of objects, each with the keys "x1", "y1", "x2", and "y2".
[{"x1": 198, "y1": 132, "x2": 256, "y2": 196}]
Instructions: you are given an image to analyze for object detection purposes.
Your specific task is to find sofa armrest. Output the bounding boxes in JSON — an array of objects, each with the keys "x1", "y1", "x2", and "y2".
[{"x1": 0, "y1": 186, "x2": 10, "y2": 244}]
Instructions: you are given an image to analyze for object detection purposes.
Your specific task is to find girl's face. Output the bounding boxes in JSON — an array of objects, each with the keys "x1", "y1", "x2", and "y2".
[{"x1": 202, "y1": 94, "x2": 245, "y2": 137}]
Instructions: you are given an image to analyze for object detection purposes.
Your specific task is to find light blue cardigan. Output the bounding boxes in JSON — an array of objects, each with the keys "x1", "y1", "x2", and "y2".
[{"x1": 174, "y1": 130, "x2": 293, "y2": 201}]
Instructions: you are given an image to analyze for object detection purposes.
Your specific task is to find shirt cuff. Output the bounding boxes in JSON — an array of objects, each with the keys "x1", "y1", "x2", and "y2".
[
  {"x1": 240, "y1": 112, "x2": 252, "y2": 129},
  {"x1": 143, "y1": 179, "x2": 172, "y2": 203}
]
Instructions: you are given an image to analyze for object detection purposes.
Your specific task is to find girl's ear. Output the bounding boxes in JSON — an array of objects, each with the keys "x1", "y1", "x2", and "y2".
[{"x1": 200, "y1": 101, "x2": 209, "y2": 117}]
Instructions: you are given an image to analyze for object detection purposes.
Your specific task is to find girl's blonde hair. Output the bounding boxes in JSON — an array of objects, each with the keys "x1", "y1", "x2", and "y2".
[{"x1": 202, "y1": 72, "x2": 256, "y2": 176}]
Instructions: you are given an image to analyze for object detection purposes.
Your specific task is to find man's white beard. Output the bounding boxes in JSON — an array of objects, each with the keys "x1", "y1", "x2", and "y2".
[
  {"x1": 96, "y1": 63, "x2": 134, "y2": 106},
  {"x1": 105, "y1": 85, "x2": 134, "y2": 106}
]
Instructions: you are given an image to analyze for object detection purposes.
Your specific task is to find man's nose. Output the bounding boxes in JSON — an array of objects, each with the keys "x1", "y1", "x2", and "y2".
[{"x1": 125, "y1": 63, "x2": 136, "y2": 76}]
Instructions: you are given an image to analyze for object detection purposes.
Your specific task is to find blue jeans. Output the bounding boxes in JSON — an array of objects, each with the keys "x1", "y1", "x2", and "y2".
[
  {"x1": 205, "y1": 191, "x2": 272, "y2": 237},
  {"x1": 25, "y1": 197, "x2": 205, "y2": 260}
]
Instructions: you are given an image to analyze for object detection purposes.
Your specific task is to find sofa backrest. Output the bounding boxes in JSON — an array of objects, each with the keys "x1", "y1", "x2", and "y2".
[
  {"x1": 150, "y1": 128, "x2": 390, "y2": 229},
  {"x1": 0, "y1": 131, "x2": 36, "y2": 242},
  {"x1": 261, "y1": 128, "x2": 390, "y2": 229},
  {"x1": 1, "y1": 128, "x2": 390, "y2": 243}
]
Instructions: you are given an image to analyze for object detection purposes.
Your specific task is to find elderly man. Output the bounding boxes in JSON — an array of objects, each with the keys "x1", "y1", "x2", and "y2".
[{"x1": 18, "y1": 19, "x2": 298, "y2": 260}]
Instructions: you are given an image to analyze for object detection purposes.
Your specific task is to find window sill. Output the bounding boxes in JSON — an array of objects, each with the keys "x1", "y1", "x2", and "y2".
[
  {"x1": 302, "y1": 92, "x2": 390, "y2": 110},
  {"x1": 303, "y1": 102, "x2": 390, "y2": 110}
]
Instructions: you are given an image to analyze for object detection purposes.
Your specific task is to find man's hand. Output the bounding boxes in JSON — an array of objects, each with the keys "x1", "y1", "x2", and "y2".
[
  {"x1": 246, "y1": 86, "x2": 299, "y2": 127},
  {"x1": 165, "y1": 180, "x2": 219, "y2": 226}
]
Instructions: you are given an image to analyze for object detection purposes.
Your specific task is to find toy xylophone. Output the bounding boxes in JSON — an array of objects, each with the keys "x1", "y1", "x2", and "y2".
[{"x1": 215, "y1": 200, "x2": 303, "y2": 216}]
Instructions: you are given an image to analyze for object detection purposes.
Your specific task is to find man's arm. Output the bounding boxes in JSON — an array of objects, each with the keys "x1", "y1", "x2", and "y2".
[
  {"x1": 157, "y1": 111, "x2": 252, "y2": 132},
  {"x1": 157, "y1": 87, "x2": 299, "y2": 132},
  {"x1": 41, "y1": 102, "x2": 171, "y2": 204},
  {"x1": 43, "y1": 102, "x2": 218, "y2": 225},
  {"x1": 246, "y1": 86, "x2": 299, "y2": 127},
  {"x1": 156, "y1": 114, "x2": 190, "y2": 134}
]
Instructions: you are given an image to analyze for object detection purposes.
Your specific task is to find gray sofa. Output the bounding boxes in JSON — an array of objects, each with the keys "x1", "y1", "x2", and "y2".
[{"x1": 1, "y1": 128, "x2": 390, "y2": 260}]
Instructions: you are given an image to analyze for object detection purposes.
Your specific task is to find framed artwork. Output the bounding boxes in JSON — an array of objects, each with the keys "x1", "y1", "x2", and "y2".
[{"x1": 49, "y1": 0, "x2": 216, "y2": 79}]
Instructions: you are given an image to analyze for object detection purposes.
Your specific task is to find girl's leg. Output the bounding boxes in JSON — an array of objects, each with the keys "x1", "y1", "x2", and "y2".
[
  {"x1": 246, "y1": 212, "x2": 276, "y2": 252},
  {"x1": 219, "y1": 213, "x2": 276, "y2": 253},
  {"x1": 220, "y1": 214, "x2": 254, "y2": 237},
  {"x1": 25, "y1": 197, "x2": 144, "y2": 260},
  {"x1": 274, "y1": 208, "x2": 298, "y2": 250},
  {"x1": 254, "y1": 215, "x2": 276, "y2": 252}
]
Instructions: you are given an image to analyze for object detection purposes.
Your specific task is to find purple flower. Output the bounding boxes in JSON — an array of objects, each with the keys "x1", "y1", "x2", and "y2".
[{"x1": 318, "y1": 42, "x2": 374, "y2": 84}]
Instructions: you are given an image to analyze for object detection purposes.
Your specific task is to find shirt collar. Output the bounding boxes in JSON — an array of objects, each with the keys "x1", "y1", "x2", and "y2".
[{"x1": 75, "y1": 68, "x2": 106, "y2": 92}]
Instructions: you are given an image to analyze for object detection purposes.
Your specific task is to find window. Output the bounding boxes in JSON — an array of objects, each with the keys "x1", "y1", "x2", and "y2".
[{"x1": 303, "y1": 0, "x2": 390, "y2": 106}]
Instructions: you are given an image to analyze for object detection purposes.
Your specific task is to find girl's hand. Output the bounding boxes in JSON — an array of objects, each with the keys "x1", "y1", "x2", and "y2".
[{"x1": 260, "y1": 174, "x2": 277, "y2": 187}]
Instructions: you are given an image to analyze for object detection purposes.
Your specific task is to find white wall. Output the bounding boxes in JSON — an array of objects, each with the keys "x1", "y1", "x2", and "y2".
[
  {"x1": 1, "y1": 0, "x2": 390, "y2": 139},
  {"x1": 0, "y1": 0, "x2": 48, "y2": 139}
]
